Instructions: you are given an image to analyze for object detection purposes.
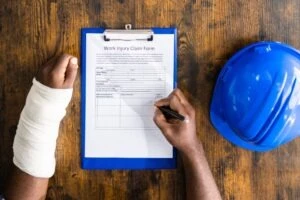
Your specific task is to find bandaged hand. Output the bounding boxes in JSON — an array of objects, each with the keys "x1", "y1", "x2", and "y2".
[{"x1": 13, "y1": 54, "x2": 78, "y2": 178}]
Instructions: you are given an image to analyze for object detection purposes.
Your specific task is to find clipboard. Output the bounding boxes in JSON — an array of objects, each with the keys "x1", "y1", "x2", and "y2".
[{"x1": 81, "y1": 25, "x2": 177, "y2": 170}]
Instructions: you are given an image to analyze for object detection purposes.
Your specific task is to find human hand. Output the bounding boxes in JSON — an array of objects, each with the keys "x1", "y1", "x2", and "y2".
[
  {"x1": 13, "y1": 54, "x2": 78, "y2": 179},
  {"x1": 36, "y1": 54, "x2": 78, "y2": 89},
  {"x1": 153, "y1": 89, "x2": 200, "y2": 155}
]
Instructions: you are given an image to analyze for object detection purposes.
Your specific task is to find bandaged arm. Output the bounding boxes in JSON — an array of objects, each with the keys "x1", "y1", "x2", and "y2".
[{"x1": 13, "y1": 78, "x2": 72, "y2": 178}]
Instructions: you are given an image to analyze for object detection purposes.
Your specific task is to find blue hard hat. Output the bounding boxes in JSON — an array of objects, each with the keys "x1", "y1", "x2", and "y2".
[{"x1": 210, "y1": 41, "x2": 300, "y2": 151}]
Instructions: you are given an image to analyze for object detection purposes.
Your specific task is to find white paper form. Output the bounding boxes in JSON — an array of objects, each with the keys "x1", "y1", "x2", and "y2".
[{"x1": 85, "y1": 33, "x2": 175, "y2": 158}]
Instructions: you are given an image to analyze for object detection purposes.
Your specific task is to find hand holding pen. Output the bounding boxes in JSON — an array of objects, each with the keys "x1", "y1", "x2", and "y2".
[
  {"x1": 154, "y1": 89, "x2": 222, "y2": 200},
  {"x1": 153, "y1": 89, "x2": 198, "y2": 154}
]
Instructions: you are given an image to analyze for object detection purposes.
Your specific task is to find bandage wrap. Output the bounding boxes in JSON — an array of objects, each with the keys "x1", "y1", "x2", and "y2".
[{"x1": 13, "y1": 78, "x2": 73, "y2": 178}]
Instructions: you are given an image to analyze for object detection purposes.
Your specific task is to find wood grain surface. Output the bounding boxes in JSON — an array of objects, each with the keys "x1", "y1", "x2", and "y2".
[{"x1": 0, "y1": 0, "x2": 299, "y2": 199}]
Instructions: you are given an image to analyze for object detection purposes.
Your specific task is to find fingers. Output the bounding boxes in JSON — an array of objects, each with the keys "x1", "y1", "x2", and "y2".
[
  {"x1": 153, "y1": 107, "x2": 168, "y2": 128},
  {"x1": 51, "y1": 54, "x2": 73, "y2": 75},
  {"x1": 169, "y1": 94, "x2": 188, "y2": 116},
  {"x1": 171, "y1": 89, "x2": 193, "y2": 107},
  {"x1": 36, "y1": 54, "x2": 78, "y2": 89},
  {"x1": 155, "y1": 88, "x2": 195, "y2": 120},
  {"x1": 36, "y1": 56, "x2": 57, "y2": 82},
  {"x1": 154, "y1": 98, "x2": 169, "y2": 107},
  {"x1": 171, "y1": 89, "x2": 195, "y2": 117},
  {"x1": 153, "y1": 107, "x2": 173, "y2": 138},
  {"x1": 171, "y1": 89, "x2": 188, "y2": 103},
  {"x1": 63, "y1": 57, "x2": 78, "y2": 88},
  {"x1": 41, "y1": 56, "x2": 58, "y2": 72},
  {"x1": 155, "y1": 95, "x2": 188, "y2": 117}
]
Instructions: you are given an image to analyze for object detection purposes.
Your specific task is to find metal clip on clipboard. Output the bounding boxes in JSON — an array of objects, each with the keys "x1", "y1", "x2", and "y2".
[{"x1": 104, "y1": 24, "x2": 154, "y2": 41}]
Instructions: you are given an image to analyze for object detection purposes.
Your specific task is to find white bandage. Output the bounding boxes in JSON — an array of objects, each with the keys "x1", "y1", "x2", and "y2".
[{"x1": 13, "y1": 78, "x2": 73, "y2": 178}]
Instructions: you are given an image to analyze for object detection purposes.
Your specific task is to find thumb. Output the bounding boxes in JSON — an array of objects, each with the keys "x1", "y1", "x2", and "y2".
[
  {"x1": 64, "y1": 57, "x2": 78, "y2": 88},
  {"x1": 153, "y1": 107, "x2": 171, "y2": 132},
  {"x1": 153, "y1": 108, "x2": 177, "y2": 145}
]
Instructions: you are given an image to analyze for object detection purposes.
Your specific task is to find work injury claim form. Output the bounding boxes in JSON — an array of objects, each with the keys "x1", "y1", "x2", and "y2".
[{"x1": 82, "y1": 28, "x2": 176, "y2": 169}]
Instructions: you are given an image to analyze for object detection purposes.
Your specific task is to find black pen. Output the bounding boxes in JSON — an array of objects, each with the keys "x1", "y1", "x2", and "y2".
[{"x1": 158, "y1": 106, "x2": 185, "y2": 121}]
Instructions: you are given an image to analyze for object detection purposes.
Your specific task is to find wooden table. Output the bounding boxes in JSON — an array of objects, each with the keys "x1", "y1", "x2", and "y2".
[{"x1": 0, "y1": 0, "x2": 299, "y2": 199}]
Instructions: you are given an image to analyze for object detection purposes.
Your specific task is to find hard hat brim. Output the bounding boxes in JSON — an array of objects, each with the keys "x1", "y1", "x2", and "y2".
[{"x1": 210, "y1": 110, "x2": 277, "y2": 151}]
